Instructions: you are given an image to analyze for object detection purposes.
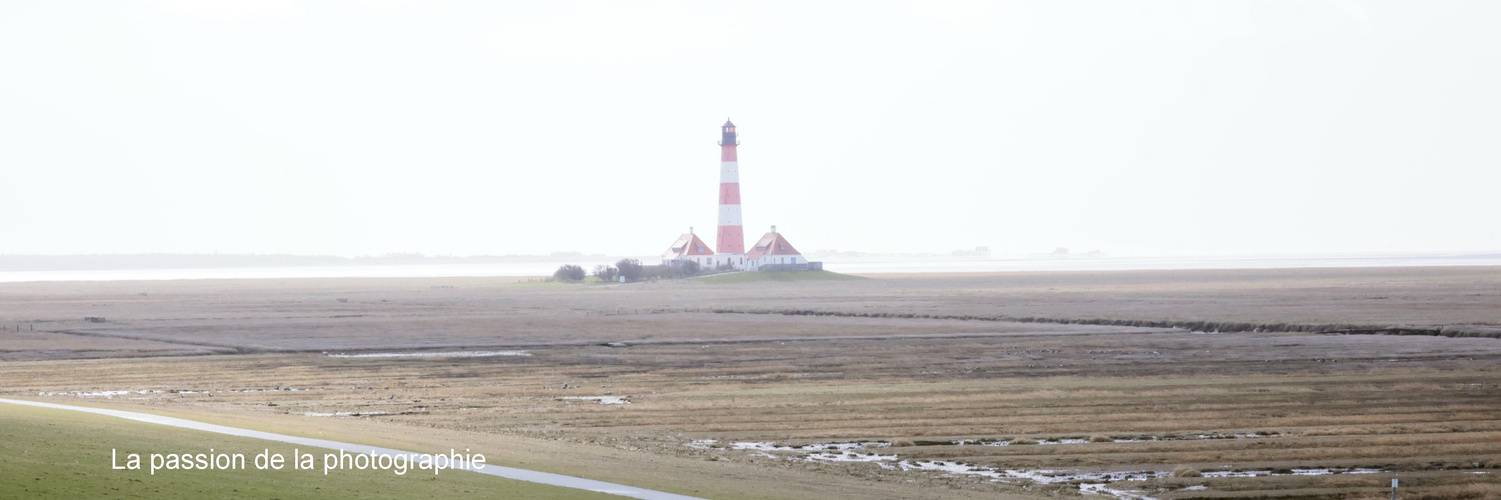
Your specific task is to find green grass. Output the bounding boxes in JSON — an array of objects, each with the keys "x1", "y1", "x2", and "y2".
[
  {"x1": 692, "y1": 270, "x2": 864, "y2": 284},
  {"x1": 0, "y1": 403, "x2": 620, "y2": 500}
]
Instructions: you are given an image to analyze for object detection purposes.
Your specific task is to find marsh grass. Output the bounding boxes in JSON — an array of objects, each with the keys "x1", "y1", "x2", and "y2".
[{"x1": 3, "y1": 268, "x2": 1501, "y2": 498}]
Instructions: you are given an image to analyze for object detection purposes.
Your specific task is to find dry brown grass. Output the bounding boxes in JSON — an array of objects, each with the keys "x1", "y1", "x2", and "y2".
[
  {"x1": 2, "y1": 268, "x2": 1501, "y2": 498},
  {"x1": 1414, "y1": 483, "x2": 1501, "y2": 500}
]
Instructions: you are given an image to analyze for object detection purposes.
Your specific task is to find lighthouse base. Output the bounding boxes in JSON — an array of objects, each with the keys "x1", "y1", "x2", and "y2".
[{"x1": 709, "y1": 254, "x2": 748, "y2": 271}]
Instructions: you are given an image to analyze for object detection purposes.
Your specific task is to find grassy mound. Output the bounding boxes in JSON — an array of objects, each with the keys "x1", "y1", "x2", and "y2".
[
  {"x1": 0, "y1": 402, "x2": 615, "y2": 500},
  {"x1": 693, "y1": 270, "x2": 864, "y2": 284}
]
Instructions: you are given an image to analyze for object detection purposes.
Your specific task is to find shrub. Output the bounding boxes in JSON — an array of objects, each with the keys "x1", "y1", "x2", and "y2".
[
  {"x1": 616, "y1": 261, "x2": 705, "y2": 282},
  {"x1": 552, "y1": 264, "x2": 586, "y2": 282},
  {"x1": 592, "y1": 265, "x2": 618, "y2": 282},
  {"x1": 1173, "y1": 466, "x2": 1202, "y2": 478},
  {"x1": 616, "y1": 259, "x2": 643, "y2": 282}
]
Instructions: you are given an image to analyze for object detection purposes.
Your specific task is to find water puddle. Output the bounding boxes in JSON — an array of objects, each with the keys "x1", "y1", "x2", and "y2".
[
  {"x1": 1201, "y1": 467, "x2": 1384, "y2": 477},
  {"x1": 1081, "y1": 483, "x2": 1159, "y2": 500},
  {"x1": 560, "y1": 396, "x2": 630, "y2": 405},
  {"x1": 302, "y1": 410, "x2": 389, "y2": 417},
  {"x1": 804, "y1": 450, "x2": 898, "y2": 462},
  {"x1": 684, "y1": 437, "x2": 1385, "y2": 500},
  {"x1": 688, "y1": 440, "x2": 897, "y2": 463},
  {"x1": 721, "y1": 441, "x2": 890, "y2": 452},
  {"x1": 37, "y1": 390, "x2": 159, "y2": 398}
]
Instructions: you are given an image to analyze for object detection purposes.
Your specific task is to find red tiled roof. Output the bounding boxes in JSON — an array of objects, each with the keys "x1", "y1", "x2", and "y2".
[
  {"x1": 746, "y1": 232, "x2": 800, "y2": 260},
  {"x1": 663, "y1": 233, "x2": 715, "y2": 259}
]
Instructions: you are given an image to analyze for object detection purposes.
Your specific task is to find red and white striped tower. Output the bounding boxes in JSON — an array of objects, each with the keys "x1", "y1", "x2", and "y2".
[{"x1": 716, "y1": 119, "x2": 745, "y2": 267}]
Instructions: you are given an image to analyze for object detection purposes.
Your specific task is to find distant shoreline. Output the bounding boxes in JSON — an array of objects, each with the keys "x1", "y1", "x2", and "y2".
[
  {"x1": 0, "y1": 252, "x2": 1498, "y2": 283},
  {"x1": 0, "y1": 253, "x2": 622, "y2": 272}
]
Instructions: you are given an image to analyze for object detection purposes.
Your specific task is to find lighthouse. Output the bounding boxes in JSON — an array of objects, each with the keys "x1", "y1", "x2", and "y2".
[
  {"x1": 716, "y1": 119, "x2": 745, "y2": 268},
  {"x1": 660, "y1": 120, "x2": 822, "y2": 273}
]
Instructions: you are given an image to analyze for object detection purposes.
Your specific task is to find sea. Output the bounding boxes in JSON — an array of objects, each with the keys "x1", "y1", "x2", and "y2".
[{"x1": 0, "y1": 253, "x2": 1497, "y2": 283}]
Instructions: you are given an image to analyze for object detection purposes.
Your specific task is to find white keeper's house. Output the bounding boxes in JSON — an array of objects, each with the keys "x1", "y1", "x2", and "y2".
[
  {"x1": 661, "y1": 228, "x2": 717, "y2": 268},
  {"x1": 744, "y1": 226, "x2": 805, "y2": 270}
]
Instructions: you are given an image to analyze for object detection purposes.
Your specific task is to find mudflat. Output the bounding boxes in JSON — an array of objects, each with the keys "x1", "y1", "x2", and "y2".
[{"x1": 1, "y1": 266, "x2": 1498, "y2": 499}]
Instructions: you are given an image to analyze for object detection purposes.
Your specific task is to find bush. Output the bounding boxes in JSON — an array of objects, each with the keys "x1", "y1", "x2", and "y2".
[
  {"x1": 1173, "y1": 466, "x2": 1202, "y2": 478},
  {"x1": 552, "y1": 264, "x2": 586, "y2": 282},
  {"x1": 592, "y1": 265, "x2": 617, "y2": 282},
  {"x1": 601, "y1": 259, "x2": 707, "y2": 283},
  {"x1": 616, "y1": 259, "x2": 643, "y2": 282},
  {"x1": 655, "y1": 261, "x2": 702, "y2": 279}
]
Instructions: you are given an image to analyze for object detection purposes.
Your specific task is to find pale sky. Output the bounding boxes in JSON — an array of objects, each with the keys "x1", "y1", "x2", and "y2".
[{"x1": 1, "y1": 1, "x2": 1497, "y2": 257}]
